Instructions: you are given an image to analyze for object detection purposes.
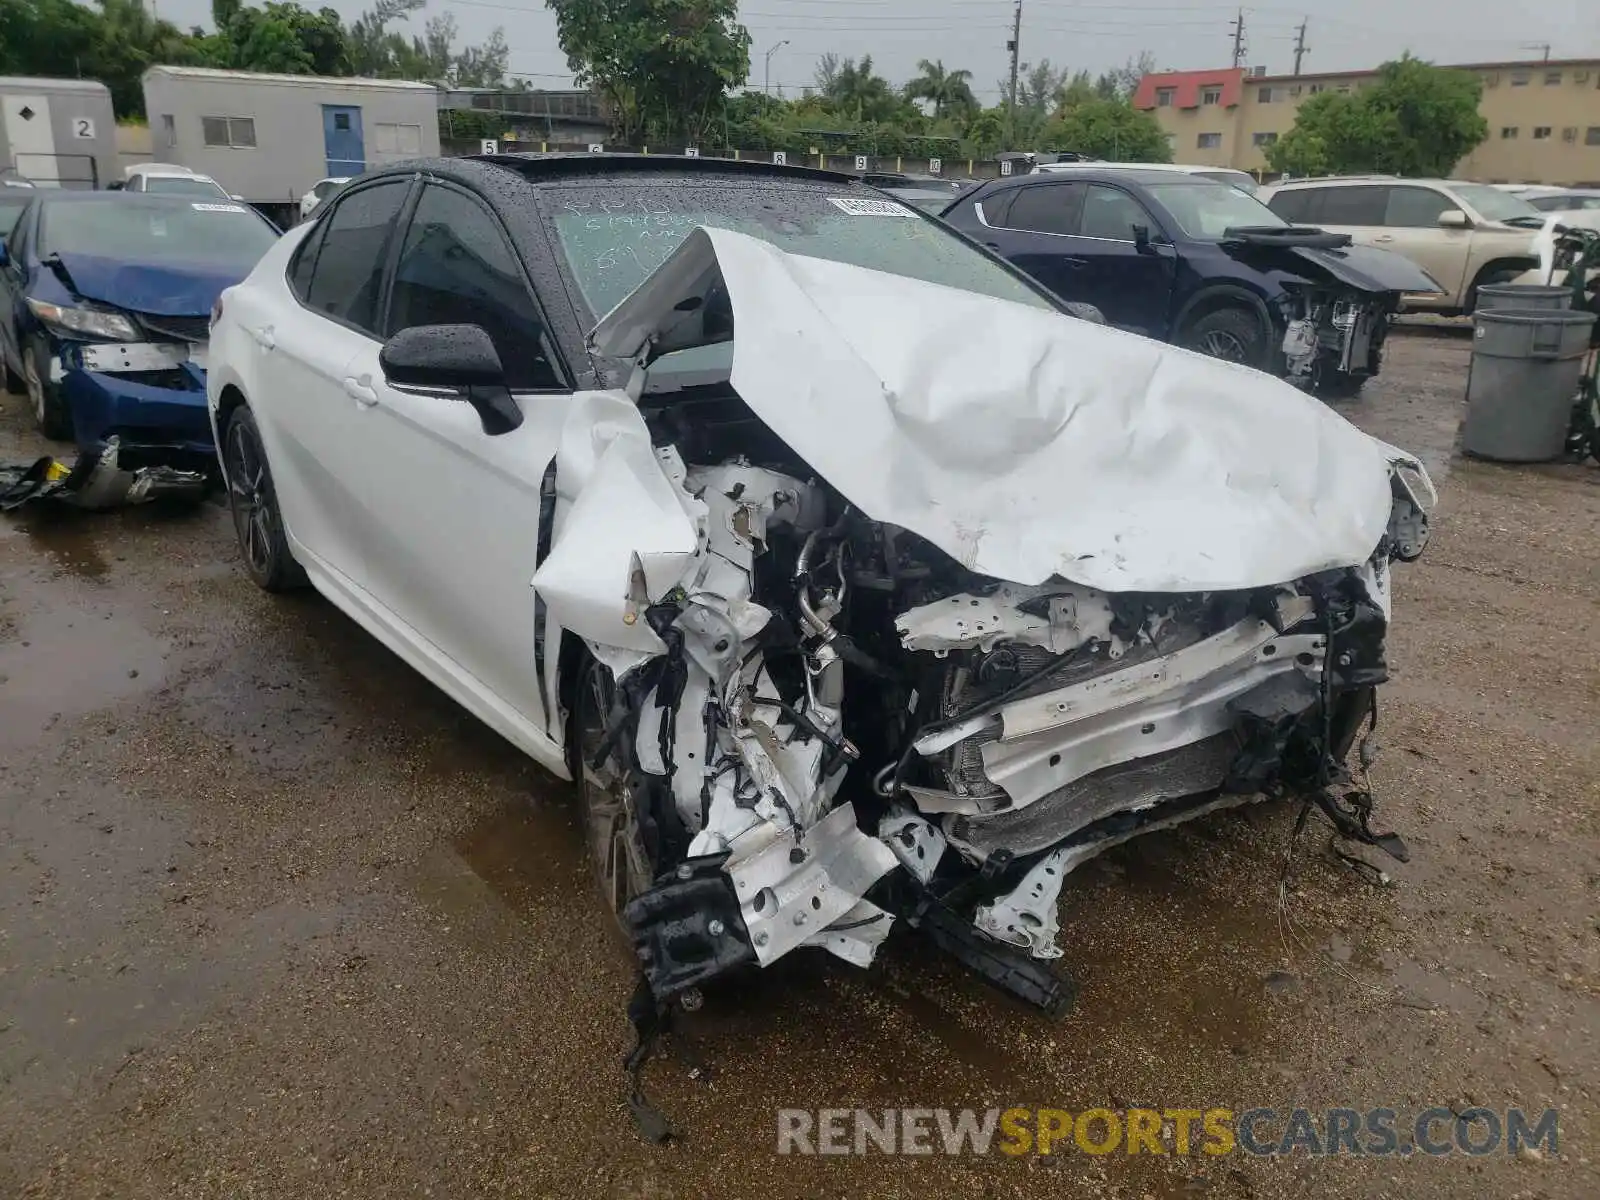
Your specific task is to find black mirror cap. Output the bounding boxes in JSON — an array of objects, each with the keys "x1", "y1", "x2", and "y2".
[{"x1": 380, "y1": 324, "x2": 504, "y2": 389}]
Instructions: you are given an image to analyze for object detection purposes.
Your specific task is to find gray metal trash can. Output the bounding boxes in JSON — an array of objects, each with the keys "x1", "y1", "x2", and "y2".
[
  {"x1": 1463, "y1": 306, "x2": 1596, "y2": 461},
  {"x1": 1475, "y1": 283, "x2": 1571, "y2": 311}
]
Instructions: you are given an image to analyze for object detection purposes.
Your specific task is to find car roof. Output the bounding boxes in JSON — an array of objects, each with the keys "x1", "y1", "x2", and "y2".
[
  {"x1": 1269, "y1": 176, "x2": 1454, "y2": 188},
  {"x1": 31, "y1": 190, "x2": 234, "y2": 206},
  {"x1": 474, "y1": 151, "x2": 857, "y2": 186},
  {"x1": 994, "y1": 167, "x2": 1230, "y2": 188}
]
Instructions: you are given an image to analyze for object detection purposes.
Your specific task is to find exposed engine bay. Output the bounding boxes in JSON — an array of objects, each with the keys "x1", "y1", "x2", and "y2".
[
  {"x1": 537, "y1": 384, "x2": 1431, "y2": 1015},
  {"x1": 1280, "y1": 290, "x2": 1390, "y2": 394},
  {"x1": 532, "y1": 224, "x2": 1437, "y2": 1023}
]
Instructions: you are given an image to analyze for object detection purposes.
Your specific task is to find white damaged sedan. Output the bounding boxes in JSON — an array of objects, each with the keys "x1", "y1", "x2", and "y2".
[{"x1": 207, "y1": 155, "x2": 1434, "y2": 1020}]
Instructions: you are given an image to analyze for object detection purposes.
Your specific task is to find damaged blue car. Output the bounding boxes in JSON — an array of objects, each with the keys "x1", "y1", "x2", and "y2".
[{"x1": 0, "y1": 191, "x2": 279, "y2": 472}]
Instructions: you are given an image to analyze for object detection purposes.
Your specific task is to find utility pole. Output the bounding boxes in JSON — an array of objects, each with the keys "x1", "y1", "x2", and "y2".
[
  {"x1": 1292, "y1": 19, "x2": 1310, "y2": 76},
  {"x1": 1007, "y1": 0, "x2": 1022, "y2": 148},
  {"x1": 763, "y1": 40, "x2": 789, "y2": 97},
  {"x1": 1229, "y1": 7, "x2": 1247, "y2": 70}
]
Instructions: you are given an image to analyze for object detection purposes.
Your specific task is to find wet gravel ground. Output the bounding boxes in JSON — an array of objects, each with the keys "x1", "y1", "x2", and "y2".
[{"x1": 1, "y1": 324, "x2": 1596, "y2": 1199}]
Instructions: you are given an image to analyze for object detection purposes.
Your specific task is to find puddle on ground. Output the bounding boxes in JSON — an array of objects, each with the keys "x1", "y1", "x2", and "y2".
[
  {"x1": 0, "y1": 597, "x2": 169, "y2": 752},
  {"x1": 453, "y1": 798, "x2": 590, "y2": 912}
]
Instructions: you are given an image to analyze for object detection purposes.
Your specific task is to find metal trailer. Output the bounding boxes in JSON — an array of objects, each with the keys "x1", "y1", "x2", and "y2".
[
  {"x1": 0, "y1": 77, "x2": 117, "y2": 189},
  {"x1": 141, "y1": 67, "x2": 441, "y2": 225}
]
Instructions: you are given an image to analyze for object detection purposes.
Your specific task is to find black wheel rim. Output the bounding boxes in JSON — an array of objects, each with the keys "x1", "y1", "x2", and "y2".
[
  {"x1": 225, "y1": 420, "x2": 276, "y2": 578},
  {"x1": 1198, "y1": 329, "x2": 1250, "y2": 362},
  {"x1": 577, "y1": 665, "x2": 648, "y2": 919}
]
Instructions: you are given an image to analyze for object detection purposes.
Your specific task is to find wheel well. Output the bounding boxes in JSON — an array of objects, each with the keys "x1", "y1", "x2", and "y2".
[
  {"x1": 1176, "y1": 291, "x2": 1270, "y2": 338},
  {"x1": 215, "y1": 384, "x2": 248, "y2": 435},
  {"x1": 1467, "y1": 257, "x2": 1541, "y2": 303}
]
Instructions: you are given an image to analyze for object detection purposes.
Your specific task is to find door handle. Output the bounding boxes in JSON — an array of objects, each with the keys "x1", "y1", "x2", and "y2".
[
  {"x1": 1062, "y1": 257, "x2": 1088, "y2": 269},
  {"x1": 983, "y1": 241, "x2": 1001, "y2": 250},
  {"x1": 251, "y1": 325, "x2": 275, "y2": 351},
  {"x1": 343, "y1": 375, "x2": 378, "y2": 407},
  {"x1": 1373, "y1": 235, "x2": 1395, "y2": 243}
]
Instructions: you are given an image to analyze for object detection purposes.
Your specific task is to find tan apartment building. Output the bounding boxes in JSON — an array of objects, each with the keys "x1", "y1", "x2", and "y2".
[{"x1": 1132, "y1": 59, "x2": 1600, "y2": 184}]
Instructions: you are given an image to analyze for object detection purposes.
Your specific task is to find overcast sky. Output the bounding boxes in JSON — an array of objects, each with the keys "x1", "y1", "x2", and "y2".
[{"x1": 154, "y1": 0, "x2": 1600, "y2": 99}]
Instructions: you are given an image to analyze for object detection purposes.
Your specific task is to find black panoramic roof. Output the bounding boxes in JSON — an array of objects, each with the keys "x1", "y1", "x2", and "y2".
[{"x1": 475, "y1": 151, "x2": 857, "y2": 186}]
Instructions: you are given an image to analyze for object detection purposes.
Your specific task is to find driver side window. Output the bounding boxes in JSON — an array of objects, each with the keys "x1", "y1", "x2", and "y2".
[{"x1": 384, "y1": 184, "x2": 563, "y2": 390}]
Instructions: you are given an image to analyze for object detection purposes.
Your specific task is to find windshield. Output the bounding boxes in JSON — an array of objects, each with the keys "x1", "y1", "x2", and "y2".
[
  {"x1": 146, "y1": 175, "x2": 227, "y2": 197},
  {"x1": 39, "y1": 200, "x2": 278, "y2": 266},
  {"x1": 544, "y1": 180, "x2": 1054, "y2": 322},
  {"x1": 1195, "y1": 169, "x2": 1259, "y2": 194},
  {"x1": 1145, "y1": 180, "x2": 1288, "y2": 238},
  {"x1": 1452, "y1": 183, "x2": 1541, "y2": 223}
]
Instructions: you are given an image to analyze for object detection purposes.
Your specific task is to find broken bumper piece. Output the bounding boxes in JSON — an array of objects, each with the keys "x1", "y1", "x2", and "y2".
[{"x1": 0, "y1": 437, "x2": 209, "y2": 512}]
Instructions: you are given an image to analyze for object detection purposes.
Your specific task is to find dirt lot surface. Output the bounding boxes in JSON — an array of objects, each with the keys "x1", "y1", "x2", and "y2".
[{"x1": 1, "y1": 325, "x2": 1597, "y2": 1199}]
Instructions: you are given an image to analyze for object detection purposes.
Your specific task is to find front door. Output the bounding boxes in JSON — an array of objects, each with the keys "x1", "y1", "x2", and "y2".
[
  {"x1": 1067, "y1": 182, "x2": 1177, "y2": 336},
  {"x1": 344, "y1": 180, "x2": 574, "y2": 743},
  {"x1": 322, "y1": 105, "x2": 365, "y2": 178}
]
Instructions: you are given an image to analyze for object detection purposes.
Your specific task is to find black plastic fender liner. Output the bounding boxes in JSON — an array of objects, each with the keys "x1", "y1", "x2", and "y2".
[
  {"x1": 913, "y1": 898, "x2": 1077, "y2": 1019},
  {"x1": 624, "y1": 853, "x2": 758, "y2": 1001}
]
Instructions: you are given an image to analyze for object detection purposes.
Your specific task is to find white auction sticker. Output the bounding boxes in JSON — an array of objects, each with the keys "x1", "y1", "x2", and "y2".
[
  {"x1": 828, "y1": 197, "x2": 917, "y2": 217},
  {"x1": 191, "y1": 202, "x2": 247, "y2": 213}
]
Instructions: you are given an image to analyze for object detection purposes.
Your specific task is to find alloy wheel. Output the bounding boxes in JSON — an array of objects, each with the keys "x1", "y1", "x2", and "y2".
[
  {"x1": 1198, "y1": 329, "x2": 1249, "y2": 362},
  {"x1": 225, "y1": 418, "x2": 277, "y2": 579}
]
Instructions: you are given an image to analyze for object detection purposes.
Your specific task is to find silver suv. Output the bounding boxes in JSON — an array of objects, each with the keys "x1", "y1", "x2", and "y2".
[{"x1": 1258, "y1": 177, "x2": 1543, "y2": 314}]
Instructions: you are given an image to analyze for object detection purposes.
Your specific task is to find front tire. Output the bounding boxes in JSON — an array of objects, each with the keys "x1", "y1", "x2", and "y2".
[
  {"x1": 24, "y1": 336, "x2": 72, "y2": 440},
  {"x1": 222, "y1": 406, "x2": 306, "y2": 592},
  {"x1": 1179, "y1": 306, "x2": 1271, "y2": 370},
  {"x1": 572, "y1": 653, "x2": 653, "y2": 926}
]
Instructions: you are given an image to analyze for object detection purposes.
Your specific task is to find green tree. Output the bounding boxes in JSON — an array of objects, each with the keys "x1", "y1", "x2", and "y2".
[
  {"x1": 1040, "y1": 98, "x2": 1170, "y2": 161},
  {"x1": 904, "y1": 58, "x2": 976, "y2": 120},
  {"x1": 210, "y1": 1, "x2": 350, "y2": 74},
  {"x1": 1267, "y1": 54, "x2": 1488, "y2": 177},
  {"x1": 821, "y1": 55, "x2": 903, "y2": 123},
  {"x1": 549, "y1": 0, "x2": 750, "y2": 144},
  {"x1": 1094, "y1": 51, "x2": 1155, "y2": 103}
]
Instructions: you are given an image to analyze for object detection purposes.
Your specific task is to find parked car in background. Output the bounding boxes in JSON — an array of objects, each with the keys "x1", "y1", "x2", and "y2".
[
  {"x1": 1259, "y1": 177, "x2": 1544, "y2": 314},
  {"x1": 118, "y1": 162, "x2": 238, "y2": 201},
  {"x1": 1523, "y1": 188, "x2": 1600, "y2": 215},
  {"x1": 1036, "y1": 161, "x2": 1261, "y2": 194},
  {"x1": 299, "y1": 176, "x2": 351, "y2": 221},
  {"x1": 205, "y1": 154, "x2": 1432, "y2": 1020},
  {"x1": 943, "y1": 167, "x2": 1440, "y2": 394},
  {"x1": 0, "y1": 192, "x2": 279, "y2": 466}
]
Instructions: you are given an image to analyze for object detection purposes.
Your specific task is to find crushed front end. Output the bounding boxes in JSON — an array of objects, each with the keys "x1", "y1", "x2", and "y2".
[{"x1": 539, "y1": 226, "x2": 1437, "y2": 1021}]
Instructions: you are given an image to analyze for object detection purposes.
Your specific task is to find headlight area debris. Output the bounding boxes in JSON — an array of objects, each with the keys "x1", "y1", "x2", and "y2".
[{"x1": 0, "y1": 436, "x2": 208, "y2": 511}]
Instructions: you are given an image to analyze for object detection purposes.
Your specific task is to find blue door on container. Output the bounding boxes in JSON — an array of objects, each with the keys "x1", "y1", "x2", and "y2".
[{"x1": 322, "y1": 105, "x2": 365, "y2": 177}]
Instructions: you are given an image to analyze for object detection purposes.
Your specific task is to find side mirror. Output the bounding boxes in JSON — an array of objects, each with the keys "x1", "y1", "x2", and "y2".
[
  {"x1": 380, "y1": 324, "x2": 522, "y2": 435},
  {"x1": 1438, "y1": 209, "x2": 1471, "y2": 230},
  {"x1": 1133, "y1": 223, "x2": 1154, "y2": 253},
  {"x1": 105, "y1": 180, "x2": 124, "y2": 191}
]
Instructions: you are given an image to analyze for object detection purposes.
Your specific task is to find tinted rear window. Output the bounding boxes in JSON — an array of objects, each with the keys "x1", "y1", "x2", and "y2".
[{"x1": 543, "y1": 179, "x2": 1055, "y2": 320}]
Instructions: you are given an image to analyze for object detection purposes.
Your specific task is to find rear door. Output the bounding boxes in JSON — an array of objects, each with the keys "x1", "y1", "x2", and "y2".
[
  {"x1": 254, "y1": 177, "x2": 413, "y2": 589},
  {"x1": 974, "y1": 181, "x2": 1089, "y2": 303},
  {"x1": 340, "y1": 179, "x2": 575, "y2": 740}
]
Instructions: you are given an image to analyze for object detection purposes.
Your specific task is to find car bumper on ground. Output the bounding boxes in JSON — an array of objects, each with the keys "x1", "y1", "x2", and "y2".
[{"x1": 58, "y1": 343, "x2": 216, "y2": 473}]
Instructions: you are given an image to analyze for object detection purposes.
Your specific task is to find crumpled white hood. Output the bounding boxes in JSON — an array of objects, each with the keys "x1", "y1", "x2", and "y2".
[{"x1": 592, "y1": 226, "x2": 1424, "y2": 593}]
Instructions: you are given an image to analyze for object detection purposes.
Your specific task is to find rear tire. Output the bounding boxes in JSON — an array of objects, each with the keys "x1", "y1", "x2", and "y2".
[
  {"x1": 222, "y1": 406, "x2": 306, "y2": 592},
  {"x1": 1179, "y1": 306, "x2": 1271, "y2": 370},
  {"x1": 24, "y1": 336, "x2": 72, "y2": 440}
]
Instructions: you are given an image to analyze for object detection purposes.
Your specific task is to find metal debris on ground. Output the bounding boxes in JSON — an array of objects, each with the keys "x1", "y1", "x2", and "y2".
[{"x1": 0, "y1": 437, "x2": 208, "y2": 512}]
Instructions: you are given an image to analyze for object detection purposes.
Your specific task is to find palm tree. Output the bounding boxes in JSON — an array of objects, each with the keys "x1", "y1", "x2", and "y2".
[
  {"x1": 906, "y1": 58, "x2": 977, "y2": 119},
  {"x1": 827, "y1": 55, "x2": 898, "y2": 123}
]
